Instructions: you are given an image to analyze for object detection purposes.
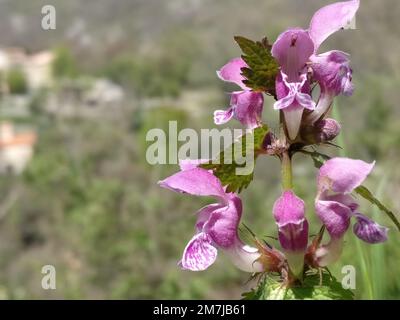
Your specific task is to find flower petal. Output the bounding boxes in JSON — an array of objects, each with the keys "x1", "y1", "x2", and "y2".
[
  {"x1": 273, "y1": 191, "x2": 308, "y2": 252},
  {"x1": 180, "y1": 232, "x2": 218, "y2": 271},
  {"x1": 232, "y1": 91, "x2": 264, "y2": 129},
  {"x1": 315, "y1": 199, "x2": 352, "y2": 239},
  {"x1": 159, "y1": 167, "x2": 226, "y2": 200},
  {"x1": 273, "y1": 190, "x2": 306, "y2": 226},
  {"x1": 353, "y1": 213, "x2": 389, "y2": 244},
  {"x1": 217, "y1": 57, "x2": 248, "y2": 89},
  {"x1": 179, "y1": 158, "x2": 209, "y2": 171},
  {"x1": 275, "y1": 72, "x2": 289, "y2": 100},
  {"x1": 323, "y1": 193, "x2": 359, "y2": 212},
  {"x1": 205, "y1": 195, "x2": 242, "y2": 248},
  {"x1": 318, "y1": 157, "x2": 375, "y2": 194},
  {"x1": 272, "y1": 28, "x2": 314, "y2": 81},
  {"x1": 225, "y1": 241, "x2": 264, "y2": 273},
  {"x1": 310, "y1": 50, "x2": 354, "y2": 96},
  {"x1": 273, "y1": 92, "x2": 295, "y2": 110},
  {"x1": 309, "y1": 0, "x2": 360, "y2": 52},
  {"x1": 283, "y1": 104, "x2": 304, "y2": 140},
  {"x1": 214, "y1": 107, "x2": 234, "y2": 125},
  {"x1": 315, "y1": 237, "x2": 344, "y2": 267},
  {"x1": 195, "y1": 204, "x2": 224, "y2": 231},
  {"x1": 296, "y1": 92, "x2": 316, "y2": 110}
]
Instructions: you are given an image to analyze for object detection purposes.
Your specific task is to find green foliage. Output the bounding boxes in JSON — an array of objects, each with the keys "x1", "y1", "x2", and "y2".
[
  {"x1": 201, "y1": 125, "x2": 269, "y2": 193},
  {"x1": 355, "y1": 186, "x2": 400, "y2": 232},
  {"x1": 243, "y1": 272, "x2": 354, "y2": 300},
  {"x1": 6, "y1": 68, "x2": 28, "y2": 94},
  {"x1": 102, "y1": 32, "x2": 198, "y2": 98},
  {"x1": 234, "y1": 36, "x2": 279, "y2": 97},
  {"x1": 52, "y1": 46, "x2": 78, "y2": 79},
  {"x1": 300, "y1": 149, "x2": 331, "y2": 169}
]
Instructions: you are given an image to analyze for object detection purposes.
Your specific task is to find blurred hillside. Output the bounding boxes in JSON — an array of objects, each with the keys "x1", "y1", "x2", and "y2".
[{"x1": 0, "y1": 0, "x2": 399, "y2": 299}]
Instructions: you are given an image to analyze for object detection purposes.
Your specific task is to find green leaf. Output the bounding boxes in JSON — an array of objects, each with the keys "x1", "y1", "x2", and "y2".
[
  {"x1": 234, "y1": 36, "x2": 279, "y2": 97},
  {"x1": 300, "y1": 149, "x2": 331, "y2": 168},
  {"x1": 302, "y1": 150, "x2": 400, "y2": 232},
  {"x1": 200, "y1": 125, "x2": 269, "y2": 193},
  {"x1": 242, "y1": 276, "x2": 267, "y2": 300},
  {"x1": 244, "y1": 271, "x2": 354, "y2": 300},
  {"x1": 355, "y1": 185, "x2": 400, "y2": 232}
]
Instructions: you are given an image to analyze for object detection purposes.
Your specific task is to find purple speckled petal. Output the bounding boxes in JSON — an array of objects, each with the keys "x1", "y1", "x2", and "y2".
[
  {"x1": 195, "y1": 204, "x2": 224, "y2": 232},
  {"x1": 273, "y1": 92, "x2": 295, "y2": 110},
  {"x1": 353, "y1": 213, "x2": 389, "y2": 244},
  {"x1": 214, "y1": 107, "x2": 234, "y2": 125},
  {"x1": 217, "y1": 57, "x2": 248, "y2": 90},
  {"x1": 205, "y1": 195, "x2": 242, "y2": 248},
  {"x1": 272, "y1": 28, "x2": 314, "y2": 81},
  {"x1": 273, "y1": 190, "x2": 308, "y2": 277},
  {"x1": 273, "y1": 191, "x2": 308, "y2": 252},
  {"x1": 231, "y1": 91, "x2": 264, "y2": 129},
  {"x1": 315, "y1": 199, "x2": 352, "y2": 239},
  {"x1": 309, "y1": 0, "x2": 360, "y2": 52},
  {"x1": 318, "y1": 157, "x2": 375, "y2": 194},
  {"x1": 158, "y1": 167, "x2": 226, "y2": 200},
  {"x1": 323, "y1": 193, "x2": 359, "y2": 212},
  {"x1": 180, "y1": 232, "x2": 218, "y2": 271},
  {"x1": 296, "y1": 92, "x2": 316, "y2": 110},
  {"x1": 310, "y1": 50, "x2": 354, "y2": 96},
  {"x1": 275, "y1": 72, "x2": 289, "y2": 100}
]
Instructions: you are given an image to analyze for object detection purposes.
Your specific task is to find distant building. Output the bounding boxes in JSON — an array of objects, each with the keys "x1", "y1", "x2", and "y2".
[
  {"x1": 0, "y1": 122, "x2": 36, "y2": 174},
  {"x1": 24, "y1": 51, "x2": 54, "y2": 90},
  {"x1": 45, "y1": 78, "x2": 125, "y2": 118},
  {"x1": 0, "y1": 47, "x2": 54, "y2": 93},
  {"x1": 84, "y1": 78, "x2": 124, "y2": 106}
]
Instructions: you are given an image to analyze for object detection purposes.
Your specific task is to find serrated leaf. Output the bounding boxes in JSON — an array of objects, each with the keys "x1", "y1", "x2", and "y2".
[
  {"x1": 200, "y1": 125, "x2": 269, "y2": 193},
  {"x1": 234, "y1": 36, "x2": 279, "y2": 97},
  {"x1": 302, "y1": 150, "x2": 400, "y2": 231},
  {"x1": 245, "y1": 271, "x2": 354, "y2": 300}
]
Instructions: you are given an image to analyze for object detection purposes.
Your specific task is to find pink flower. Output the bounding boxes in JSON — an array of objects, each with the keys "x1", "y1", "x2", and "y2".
[
  {"x1": 314, "y1": 158, "x2": 388, "y2": 266},
  {"x1": 271, "y1": 0, "x2": 360, "y2": 137},
  {"x1": 273, "y1": 190, "x2": 309, "y2": 277},
  {"x1": 159, "y1": 165, "x2": 264, "y2": 272},
  {"x1": 214, "y1": 58, "x2": 264, "y2": 129}
]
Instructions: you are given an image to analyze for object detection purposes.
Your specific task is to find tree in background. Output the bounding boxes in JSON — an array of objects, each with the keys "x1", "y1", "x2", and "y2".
[
  {"x1": 52, "y1": 46, "x2": 78, "y2": 79},
  {"x1": 6, "y1": 68, "x2": 28, "y2": 95}
]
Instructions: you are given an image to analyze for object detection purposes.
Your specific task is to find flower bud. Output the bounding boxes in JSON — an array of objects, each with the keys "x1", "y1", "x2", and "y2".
[
  {"x1": 315, "y1": 118, "x2": 341, "y2": 142},
  {"x1": 300, "y1": 118, "x2": 341, "y2": 144},
  {"x1": 273, "y1": 191, "x2": 308, "y2": 278}
]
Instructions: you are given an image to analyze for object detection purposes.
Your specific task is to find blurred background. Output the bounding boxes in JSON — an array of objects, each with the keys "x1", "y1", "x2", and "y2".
[{"x1": 0, "y1": 0, "x2": 399, "y2": 299}]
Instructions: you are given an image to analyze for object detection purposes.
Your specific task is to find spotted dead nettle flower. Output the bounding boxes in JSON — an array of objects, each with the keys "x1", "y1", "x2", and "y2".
[
  {"x1": 214, "y1": 58, "x2": 264, "y2": 129},
  {"x1": 158, "y1": 0, "x2": 397, "y2": 299},
  {"x1": 272, "y1": 0, "x2": 359, "y2": 138},
  {"x1": 159, "y1": 164, "x2": 264, "y2": 272},
  {"x1": 273, "y1": 190, "x2": 309, "y2": 277},
  {"x1": 314, "y1": 158, "x2": 388, "y2": 266}
]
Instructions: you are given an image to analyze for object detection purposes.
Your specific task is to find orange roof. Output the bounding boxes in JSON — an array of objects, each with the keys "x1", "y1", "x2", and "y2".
[{"x1": 0, "y1": 132, "x2": 36, "y2": 148}]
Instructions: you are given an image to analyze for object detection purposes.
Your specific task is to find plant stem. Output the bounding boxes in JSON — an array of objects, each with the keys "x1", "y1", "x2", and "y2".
[{"x1": 281, "y1": 151, "x2": 293, "y2": 190}]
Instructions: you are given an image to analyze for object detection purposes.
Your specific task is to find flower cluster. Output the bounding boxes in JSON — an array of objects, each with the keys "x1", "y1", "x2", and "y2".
[{"x1": 159, "y1": 0, "x2": 391, "y2": 286}]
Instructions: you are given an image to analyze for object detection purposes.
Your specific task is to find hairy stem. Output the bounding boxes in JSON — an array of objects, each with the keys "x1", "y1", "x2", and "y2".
[{"x1": 281, "y1": 151, "x2": 293, "y2": 190}]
